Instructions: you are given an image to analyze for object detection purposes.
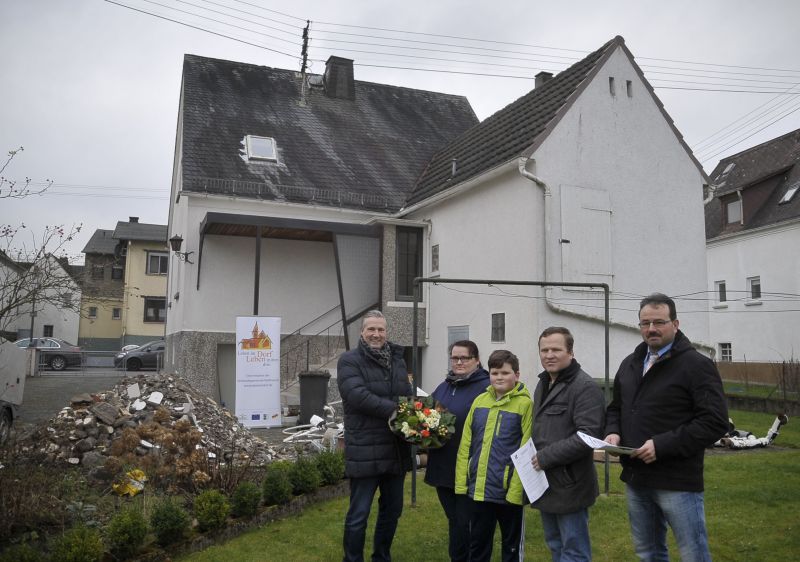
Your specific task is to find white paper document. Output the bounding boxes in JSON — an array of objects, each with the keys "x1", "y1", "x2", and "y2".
[
  {"x1": 577, "y1": 431, "x2": 637, "y2": 455},
  {"x1": 511, "y1": 438, "x2": 549, "y2": 503}
]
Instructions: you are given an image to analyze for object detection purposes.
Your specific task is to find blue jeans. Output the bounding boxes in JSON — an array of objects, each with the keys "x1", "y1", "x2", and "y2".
[
  {"x1": 625, "y1": 483, "x2": 711, "y2": 562},
  {"x1": 436, "y1": 487, "x2": 472, "y2": 562},
  {"x1": 540, "y1": 509, "x2": 592, "y2": 561},
  {"x1": 343, "y1": 474, "x2": 405, "y2": 562}
]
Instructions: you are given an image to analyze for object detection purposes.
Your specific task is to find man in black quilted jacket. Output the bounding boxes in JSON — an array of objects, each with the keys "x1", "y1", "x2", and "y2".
[
  {"x1": 337, "y1": 310, "x2": 412, "y2": 562},
  {"x1": 605, "y1": 293, "x2": 728, "y2": 562}
]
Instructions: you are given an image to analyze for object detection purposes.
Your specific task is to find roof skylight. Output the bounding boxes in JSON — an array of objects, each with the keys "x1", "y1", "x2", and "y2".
[
  {"x1": 779, "y1": 185, "x2": 798, "y2": 205},
  {"x1": 245, "y1": 135, "x2": 277, "y2": 161}
]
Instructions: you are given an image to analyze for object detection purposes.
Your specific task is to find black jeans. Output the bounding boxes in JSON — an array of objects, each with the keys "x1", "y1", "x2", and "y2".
[
  {"x1": 342, "y1": 474, "x2": 405, "y2": 562},
  {"x1": 436, "y1": 486, "x2": 473, "y2": 562},
  {"x1": 469, "y1": 501, "x2": 525, "y2": 562}
]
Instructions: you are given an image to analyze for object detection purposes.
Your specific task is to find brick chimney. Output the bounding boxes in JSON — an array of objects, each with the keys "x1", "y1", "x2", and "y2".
[
  {"x1": 324, "y1": 56, "x2": 355, "y2": 100},
  {"x1": 535, "y1": 71, "x2": 553, "y2": 88}
]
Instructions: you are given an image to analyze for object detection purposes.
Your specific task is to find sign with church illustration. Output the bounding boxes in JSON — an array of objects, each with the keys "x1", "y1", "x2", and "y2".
[{"x1": 235, "y1": 317, "x2": 281, "y2": 428}]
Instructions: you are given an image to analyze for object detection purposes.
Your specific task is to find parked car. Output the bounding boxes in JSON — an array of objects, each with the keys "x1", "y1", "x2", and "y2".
[
  {"x1": 120, "y1": 344, "x2": 140, "y2": 352},
  {"x1": 13, "y1": 337, "x2": 83, "y2": 371},
  {"x1": 114, "y1": 340, "x2": 165, "y2": 371}
]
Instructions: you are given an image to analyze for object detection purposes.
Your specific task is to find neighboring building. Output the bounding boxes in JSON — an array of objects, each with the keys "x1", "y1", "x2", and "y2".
[
  {"x1": 0, "y1": 250, "x2": 81, "y2": 344},
  {"x1": 167, "y1": 36, "x2": 711, "y2": 400},
  {"x1": 705, "y1": 128, "x2": 800, "y2": 363},
  {"x1": 114, "y1": 217, "x2": 168, "y2": 347},
  {"x1": 78, "y1": 229, "x2": 125, "y2": 350}
]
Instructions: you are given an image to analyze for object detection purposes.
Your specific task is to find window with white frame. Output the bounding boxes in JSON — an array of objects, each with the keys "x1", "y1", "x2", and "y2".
[
  {"x1": 714, "y1": 281, "x2": 727, "y2": 303},
  {"x1": 747, "y1": 276, "x2": 761, "y2": 300},
  {"x1": 245, "y1": 135, "x2": 277, "y2": 161},
  {"x1": 719, "y1": 343, "x2": 732, "y2": 362},
  {"x1": 491, "y1": 313, "x2": 506, "y2": 343},
  {"x1": 431, "y1": 244, "x2": 439, "y2": 274},
  {"x1": 726, "y1": 199, "x2": 742, "y2": 223},
  {"x1": 88, "y1": 306, "x2": 98, "y2": 319},
  {"x1": 112, "y1": 307, "x2": 122, "y2": 320},
  {"x1": 146, "y1": 252, "x2": 169, "y2": 275}
]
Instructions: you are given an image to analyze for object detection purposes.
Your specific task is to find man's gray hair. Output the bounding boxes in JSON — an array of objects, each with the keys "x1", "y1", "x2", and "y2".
[{"x1": 361, "y1": 309, "x2": 385, "y2": 328}]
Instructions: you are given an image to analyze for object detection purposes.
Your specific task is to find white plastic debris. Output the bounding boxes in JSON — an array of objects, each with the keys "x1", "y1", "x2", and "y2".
[
  {"x1": 146, "y1": 391, "x2": 164, "y2": 406},
  {"x1": 127, "y1": 383, "x2": 141, "y2": 399},
  {"x1": 140, "y1": 439, "x2": 153, "y2": 449},
  {"x1": 132, "y1": 399, "x2": 146, "y2": 411}
]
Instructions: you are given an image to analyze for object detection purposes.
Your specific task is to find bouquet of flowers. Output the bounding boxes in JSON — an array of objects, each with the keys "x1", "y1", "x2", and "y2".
[{"x1": 390, "y1": 396, "x2": 456, "y2": 449}]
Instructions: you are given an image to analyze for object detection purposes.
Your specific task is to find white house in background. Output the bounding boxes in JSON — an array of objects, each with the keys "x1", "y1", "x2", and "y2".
[
  {"x1": 400, "y1": 35, "x2": 711, "y2": 386},
  {"x1": 0, "y1": 251, "x2": 81, "y2": 344},
  {"x1": 705, "y1": 128, "x2": 800, "y2": 363},
  {"x1": 166, "y1": 36, "x2": 712, "y2": 399}
]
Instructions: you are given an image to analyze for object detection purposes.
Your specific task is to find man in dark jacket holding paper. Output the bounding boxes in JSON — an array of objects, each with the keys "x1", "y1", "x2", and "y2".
[
  {"x1": 531, "y1": 326, "x2": 605, "y2": 561},
  {"x1": 605, "y1": 293, "x2": 728, "y2": 562},
  {"x1": 337, "y1": 310, "x2": 413, "y2": 562}
]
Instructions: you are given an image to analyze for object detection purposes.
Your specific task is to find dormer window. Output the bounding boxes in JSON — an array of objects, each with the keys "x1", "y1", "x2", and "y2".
[
  {"x1": 726, "y1": 198, "x2": 742, "y2": 224},
  {"x1": 246, "y1": 135, "x2": 277, "y2": 161}
]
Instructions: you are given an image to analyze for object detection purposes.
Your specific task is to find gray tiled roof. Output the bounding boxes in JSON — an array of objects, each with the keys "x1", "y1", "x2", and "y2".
[
  {"x1": 179, "y1": 55, "x2": 478, "y2": 212},
  {"x1": 705, "y1": 128, "x2": 800, "y2": 240},
  {"x1": 82, "y1": 229, "x2": 118, "y2": 254},
  {"x1": 406, "y1": 37, "x2": 617, "y2": 205},
  {"x1": 113, "y1": 222, "x2": 168, "y2": 242}
]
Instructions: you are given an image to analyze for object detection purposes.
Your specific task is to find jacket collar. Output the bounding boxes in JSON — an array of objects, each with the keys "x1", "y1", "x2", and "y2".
[{"x1": 537, "y1": 359, "x2": 581, "y2": 408}]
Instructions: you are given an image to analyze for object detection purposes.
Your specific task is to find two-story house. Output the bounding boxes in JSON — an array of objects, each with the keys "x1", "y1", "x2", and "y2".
[
  {"x1": 78, "y1": 229, "x2": 126, "y2": 350},
  {"x1": 166, "y1": 36, "x2": 711, "y2": 401},
  {"x1": 705, "y1": 128, "x2": 800, "y2": 363}
]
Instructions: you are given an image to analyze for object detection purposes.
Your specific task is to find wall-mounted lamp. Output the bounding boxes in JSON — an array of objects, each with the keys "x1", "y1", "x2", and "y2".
[{"x1": 169, "y1": 235, "x2": 194, "y2": 264}]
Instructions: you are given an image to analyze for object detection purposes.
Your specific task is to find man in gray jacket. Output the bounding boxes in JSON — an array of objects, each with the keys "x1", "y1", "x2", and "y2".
[{"x1": 531, "y1": 327, "x2": 605, "y2": 561}]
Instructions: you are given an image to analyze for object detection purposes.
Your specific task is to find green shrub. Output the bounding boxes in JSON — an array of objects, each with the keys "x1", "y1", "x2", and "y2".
[
  {"x1": 0, "y1": 543, "x2": 45, "y2": 562},
  {"x1": 150, "y1": 498, "x2": 190, "y2": 546},
  {"x1": 50, "y1": 525, "x2": 104, "y2": 562},
  {"x1": 231, "y1": 481, "x2": 261, "y2": 518},
  {"x1": 106, "y1": 507, "x2": 148, "y2": 559},
  {"x1": 315, "y1": 450, "x2": 345, "y2": 486},
  {"x1": 288, "y1": 457, "x2": 322, "y2": 495},
  {"x1": 262, "y1": 461, "x2": 293, "y2": 506},
  {"x1": 193, "y1": 489, "x2": 230, "y2": 532}
]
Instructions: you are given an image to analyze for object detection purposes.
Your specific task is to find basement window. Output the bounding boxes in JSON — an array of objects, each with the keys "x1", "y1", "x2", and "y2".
[{"x1": 245, "y1": 135, "x2": 277, "y2": 161}]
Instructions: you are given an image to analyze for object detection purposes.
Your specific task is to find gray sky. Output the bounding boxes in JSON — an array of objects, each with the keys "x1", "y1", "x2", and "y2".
[{"x1": 2, "y1": 0, "x2": 799, "y2": 262}]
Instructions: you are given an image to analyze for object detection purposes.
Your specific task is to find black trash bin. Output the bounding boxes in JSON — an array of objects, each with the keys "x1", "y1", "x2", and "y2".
[{"x1": 298, "y1": 370, "x2": 331, "y2": 425}]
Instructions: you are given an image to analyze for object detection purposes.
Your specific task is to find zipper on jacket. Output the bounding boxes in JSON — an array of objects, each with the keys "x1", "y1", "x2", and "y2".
[{"x1": 494, "y1": 412, "x2": 503, "y2": 437}]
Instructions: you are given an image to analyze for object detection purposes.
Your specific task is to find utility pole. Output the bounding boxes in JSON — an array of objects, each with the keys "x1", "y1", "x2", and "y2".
[{"x1": 300, "y1": 20, "x2": 310, "y2": 106}]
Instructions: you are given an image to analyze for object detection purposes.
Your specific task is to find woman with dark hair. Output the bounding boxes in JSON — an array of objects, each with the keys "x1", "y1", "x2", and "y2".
[{"x1": 425, "y1": 340, "x2": 490, "y2": 562}]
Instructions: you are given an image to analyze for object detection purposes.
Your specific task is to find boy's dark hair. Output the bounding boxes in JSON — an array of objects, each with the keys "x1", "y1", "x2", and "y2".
[
  {"x1": 487, "y1": 349, "x2": 519, "y2": 372},
  {"x1": 538, "y1": 326, "x2": 574, "y2": 353},
  {"x1": 448, "y1": 340, "x2": 480, "y2": 361},
  {"x1": 639, "y1": 293, "x2": 677, "y2": 320}
]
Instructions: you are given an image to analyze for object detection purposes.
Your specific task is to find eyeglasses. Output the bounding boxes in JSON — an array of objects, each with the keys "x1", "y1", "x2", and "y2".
[
  {"x1": 638, "y1": 320, "x2": 672, "y2": 329},
  {"x1": 450, "y1": 356, "x2": 475, "y2": 363}
]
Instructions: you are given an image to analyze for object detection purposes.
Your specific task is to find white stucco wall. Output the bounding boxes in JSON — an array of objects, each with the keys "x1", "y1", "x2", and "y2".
[
  {"x1": 407, "y1": 46, "x2": 710, "y2": 389},
  {"x1": 707, "y1": 220, "x2": 800, "y2": 362},
  {"x1": 167, "y1": 195, "x2": 378, "y2": 337}
]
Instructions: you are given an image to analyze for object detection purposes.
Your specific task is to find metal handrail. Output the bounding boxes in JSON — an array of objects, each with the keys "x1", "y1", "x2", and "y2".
[{"x1": 280, "y1": 304, "x2": 340, "y2": 343}]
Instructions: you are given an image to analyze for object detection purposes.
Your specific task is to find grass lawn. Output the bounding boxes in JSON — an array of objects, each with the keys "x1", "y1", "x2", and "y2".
[
  {"x1": 723, "y1": 381, "x2": 798, "y2": 401},
  {"x1": 180, "y1": 410, "x2": 800, "y2": 561}
]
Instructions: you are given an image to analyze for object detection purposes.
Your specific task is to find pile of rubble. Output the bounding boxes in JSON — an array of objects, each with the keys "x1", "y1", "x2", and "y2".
[{"x1": 14, "y1": 373, "x2": 301, "y2": 482}]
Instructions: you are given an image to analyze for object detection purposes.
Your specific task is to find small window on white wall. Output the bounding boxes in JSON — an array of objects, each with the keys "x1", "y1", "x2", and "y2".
[
  {"x1": 431, "y1": 244, "x2": 439, "y2": 274},
  {"x1": 491, "y1": 313, "x2": 505, "y2": 343},
  {"x1": 719, "y1": 343, "x2": 732, "y2": 362},
  {"x1": 715, "y1": 281, "x2": 727, "y2": 303},
  {"x1": 727, "y1": 199, "x2": 742, "y2": 223},
  {"x1": 747, "y1": 276, "x2": 761, "y2": 300}
]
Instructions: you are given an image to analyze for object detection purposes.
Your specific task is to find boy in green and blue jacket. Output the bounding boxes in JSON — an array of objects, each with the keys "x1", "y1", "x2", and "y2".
[{"x1": 455, "y1": 349, "x2": 533, "y2": 562}]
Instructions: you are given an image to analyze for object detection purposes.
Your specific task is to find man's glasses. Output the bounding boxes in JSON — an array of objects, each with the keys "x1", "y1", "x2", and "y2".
[
  {"x1": 450, "y1": 356, "x2": 475, "y2": 363},
  {"x1": 638, "y1": 320, "x2": 672, "y2": 329}
]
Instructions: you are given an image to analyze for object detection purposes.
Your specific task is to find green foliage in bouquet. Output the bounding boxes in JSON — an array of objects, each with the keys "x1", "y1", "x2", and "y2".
[{"x1": 390, "y1": 396, "x2": 456, "y2": 449}]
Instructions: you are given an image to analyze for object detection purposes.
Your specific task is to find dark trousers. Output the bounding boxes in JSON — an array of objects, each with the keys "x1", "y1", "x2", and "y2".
[
  {"x1": 469, "y1": 501, "x2": 525, "y2": 562},
  {"x1": 436, "y1": 487, "x2": 473, "y2": 562},
  {"x1": 343, "y1": 474, "x2": 405, "y2": 562}
]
